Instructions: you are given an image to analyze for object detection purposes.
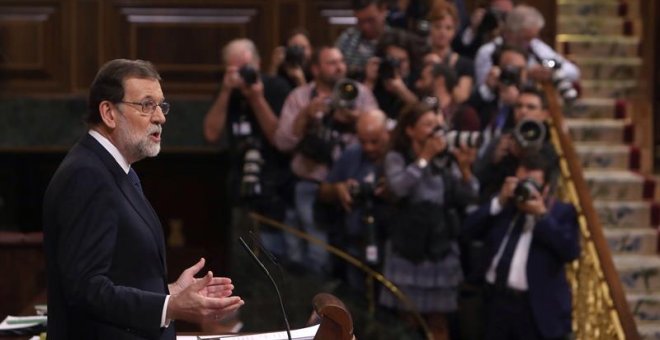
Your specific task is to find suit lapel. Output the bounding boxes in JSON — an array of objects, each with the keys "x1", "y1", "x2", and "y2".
[{"x1": 81, "y1": 135, "x2": 167, "y2": 272}]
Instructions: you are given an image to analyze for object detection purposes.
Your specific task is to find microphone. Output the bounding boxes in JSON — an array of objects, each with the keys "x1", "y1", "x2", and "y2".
[{"x1": 238, "y1": 237, "x2": 292, "y2": 340}]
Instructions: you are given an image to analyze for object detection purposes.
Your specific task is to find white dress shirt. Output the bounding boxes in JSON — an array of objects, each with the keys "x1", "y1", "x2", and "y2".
[{"x1": 485, "y1": 196, "x2": 535, "y2": 290}]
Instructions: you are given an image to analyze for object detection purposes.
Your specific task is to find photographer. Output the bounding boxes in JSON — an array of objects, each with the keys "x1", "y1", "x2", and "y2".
[
  {"x1": 469, "y1": 44, "x2": 527, "y2": 143},
  {"x1": 363, "y1": 30, "x2": 420, "y2": 120},
  {"x1": 268, "y1": 28, "x2": 313, "y2": 88},
  {"x1": 379, "y1": 102, "x2": 478, "y2": 340},
  {"x1": 473, "y1": 5, "x2": 580, "y2": 96},
  {"x1": 463, "y1": 155, "x2": 579, "y2": 340},
  {"x1": 203, "y1": 38, "x2": 293, "y2": 261},
  {"x1": 274, "y1": 45, "x2": 377, "y2": 273},
  {"x1": 452, "y1": 0, "x2": 512, "y2": 59},
  {"x1": 474, "y1": 85, "x2": 558, "y2": 203},
  {"x1": 416, "y1": 62, "x2": 480, "y2": 131},
  {"x1": 317, "y1": 110, "x2": 390, "y2": 291}
]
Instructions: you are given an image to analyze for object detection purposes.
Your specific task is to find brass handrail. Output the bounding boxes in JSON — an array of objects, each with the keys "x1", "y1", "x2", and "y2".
[
  {"x1": 543, "y1": 83, "x2": 640, "y2": 339},
  {"x1": 248, "y1": 211, "x2": 434, "y2": 340}
]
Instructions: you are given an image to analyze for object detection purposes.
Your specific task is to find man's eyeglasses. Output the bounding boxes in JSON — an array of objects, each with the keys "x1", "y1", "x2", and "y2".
[{"x1": 119, "y1": 100, "x2": 170, "y2": 116}]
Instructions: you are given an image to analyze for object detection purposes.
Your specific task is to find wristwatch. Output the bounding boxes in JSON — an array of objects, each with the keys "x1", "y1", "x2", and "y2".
[{"x1": 416, "y1": 158, "x2": 428, "y2": 169}]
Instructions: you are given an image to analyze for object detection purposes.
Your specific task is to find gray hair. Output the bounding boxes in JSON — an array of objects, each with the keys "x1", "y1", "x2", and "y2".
[
  {"x1": 221, "y1": 38, "x2": 260, "y2": 67},
  {"x1": 505, "y1": 5, "x2": 545, "y2": 33}
]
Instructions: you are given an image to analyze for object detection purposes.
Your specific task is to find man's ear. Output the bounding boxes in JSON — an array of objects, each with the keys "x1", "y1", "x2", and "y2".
[{"x1": 99, "y1": 101, "x2": 118, "y2": 129}]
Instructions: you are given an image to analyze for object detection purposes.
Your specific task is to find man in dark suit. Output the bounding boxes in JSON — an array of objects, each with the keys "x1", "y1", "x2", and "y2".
[
  {"x1": 43, "y1": 59, "x2": 244, "y2": 339},
  {"x1": 463, "y1": 155, "x2": 580, "y2": 339}
]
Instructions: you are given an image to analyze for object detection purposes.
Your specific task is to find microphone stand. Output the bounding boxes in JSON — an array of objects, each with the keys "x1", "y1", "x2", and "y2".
[{"x1": 238, "y1": 237, "x2": 292, "y2": 340}]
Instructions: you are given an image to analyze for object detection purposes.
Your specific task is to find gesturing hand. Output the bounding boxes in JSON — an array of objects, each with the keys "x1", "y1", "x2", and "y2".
[{"x1": 167, "y1": 270, "x2": 244, "y2": 323}]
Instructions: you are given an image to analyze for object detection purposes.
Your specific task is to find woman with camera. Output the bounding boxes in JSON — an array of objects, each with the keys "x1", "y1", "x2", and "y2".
[
  {"x1": 379, "y1": 102, "x2": 478, "y2": 340},
  {"x1": 268, "y1": 28, "x2": 313, "y2": 88}
]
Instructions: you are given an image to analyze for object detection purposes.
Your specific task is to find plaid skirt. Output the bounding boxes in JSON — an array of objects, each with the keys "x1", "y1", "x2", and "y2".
[{"x1": 378, "y1": 241, "x2": 463, "y2": 313}]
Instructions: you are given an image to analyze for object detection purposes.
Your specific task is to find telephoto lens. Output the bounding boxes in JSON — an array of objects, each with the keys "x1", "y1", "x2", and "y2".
[
  {"x1": 513, "y1": 119, "x2": 547, "y2": 152},
  {"x1": 331, "y1": 79, "x2": 360, "y2": 110}
]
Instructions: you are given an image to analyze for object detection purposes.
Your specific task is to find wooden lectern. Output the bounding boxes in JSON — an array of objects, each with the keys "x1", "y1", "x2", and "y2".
[{"x1": 308, "y1": 293, "x2": 354, "y2": 340}]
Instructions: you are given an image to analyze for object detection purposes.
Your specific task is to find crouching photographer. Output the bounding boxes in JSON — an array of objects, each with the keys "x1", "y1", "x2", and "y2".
[
  {"x1": 474, "y1": 85, "x2": 559, "y2": 203},
  {"x1": 463, "y1": 154, "x2": 580, "y2": 340},
  {"x1": 378, "y1": 102, "x2": 479, "y2": 340}
]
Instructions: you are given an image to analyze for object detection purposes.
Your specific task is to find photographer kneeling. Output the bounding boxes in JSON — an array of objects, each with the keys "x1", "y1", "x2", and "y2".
[
  {"x1": 463, "y1": 155, "x2": 580, "y2": 340},
  {"x1": 379, "y1": 102, "x2": 479, "y2": 340}
]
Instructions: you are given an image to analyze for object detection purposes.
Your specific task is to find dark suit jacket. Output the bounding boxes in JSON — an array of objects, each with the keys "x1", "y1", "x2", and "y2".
[
  {"x1": 463, "y1": 199, "x2": 580, "y2": 338},
  {"x1": 43, "y1": 134, "x2": 175, "y2": 340}
]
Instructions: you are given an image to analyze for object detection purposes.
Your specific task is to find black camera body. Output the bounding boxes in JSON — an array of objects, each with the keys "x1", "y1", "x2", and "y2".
[
  {"x1": 284, "y1": 45, "x2": 306, "y2": 67},
  {"x1": 378, "y1": 56, "x2": 401, "y2": 81},
  {"x1": 499, "y1": 65, "x2": 522, "y2": 87},
  {"x1": 540, "y1": 58, "x2": 578, "y2": 102},
  {"x1": 239, "y1": 65, "x2": 259, "y2": 85},
  {"x1": 513, "y1": 119, "x2": 547, "y2": 152},
  {"x1": 513, "y1": 177, "x2": 542, "y2": 203},
  {"x1": 330, "y1": 79, "x2": 360, "y2": 110},
  {"x1": 349, "y1": 181, "x2": 376, "y2": 205}
]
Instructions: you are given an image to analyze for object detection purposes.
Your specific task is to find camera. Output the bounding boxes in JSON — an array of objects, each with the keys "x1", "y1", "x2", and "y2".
[
  {"x1": 513, "y1": 177, "x2": 542, "y2": 203},
  {"x1": 330, "y1": 79, "x2": 360, "y2": 110},
  {"x1": 238, "y1": 65, "x2": 258, "y2": 85},
  {"x1": 541, "y1": 58, "x2": 578, "y2": 102},
  {"x1": 284, "y1": 45, "x2": 306, "y2": 67},
  {"x1": 432, "y1": 126, "x2": 482, "y2": 150},
  {"x1": 513, "y1": 118, "x2": 547, "y2": 152},
  {"x1": 349, "y1": 181, "x2": 376, "y2": 205},
  {"x1": 499, "y1": 65, "x2": 522, "y2": 87},
  {"x1": 240, "y1": 147, "x2": 263, "y2": 198},
  {"x1": 378, "y1": 56, "x2": 401, "y2": 81}
]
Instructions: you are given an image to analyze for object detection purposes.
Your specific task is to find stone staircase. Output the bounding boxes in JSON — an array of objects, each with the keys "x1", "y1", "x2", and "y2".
[{"x1": 557, "y1": 1, "x2": 660, "y2": 338}]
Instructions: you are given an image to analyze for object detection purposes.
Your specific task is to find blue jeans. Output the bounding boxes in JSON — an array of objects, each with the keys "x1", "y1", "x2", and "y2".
[{"x1": 283, "y1": 180, "x2": 329, "y2": 274}]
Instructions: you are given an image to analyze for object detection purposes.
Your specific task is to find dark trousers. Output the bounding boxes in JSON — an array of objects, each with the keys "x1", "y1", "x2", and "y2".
[{"x1": 484, "y1": 285, "x2": 567, "y2": 340}]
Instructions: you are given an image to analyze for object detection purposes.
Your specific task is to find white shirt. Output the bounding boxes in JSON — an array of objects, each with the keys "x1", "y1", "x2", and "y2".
[
  {"x1": 485, "y1": 196, "x2": 535, "y2": 290},
  {"x1": 88, "y1": 130, "x2": 171, "y2": 327}
]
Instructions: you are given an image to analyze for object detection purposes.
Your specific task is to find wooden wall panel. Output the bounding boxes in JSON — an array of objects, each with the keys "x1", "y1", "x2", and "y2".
[
  {"x1": 100, "y1": 2, "x2": 271, "y2": 95},
  {"x1": 306, "y1": 1, "x2": 352, "y2": 46},
  {"x1": 0, "y1": 2, "x2": 71, "y2": 94}
]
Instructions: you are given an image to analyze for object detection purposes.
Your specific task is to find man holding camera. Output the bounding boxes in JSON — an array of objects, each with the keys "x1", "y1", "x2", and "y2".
[
  {"x1": 474, "y1": 85, "x2": 558, "y2": 203},
  {"x1": 473, "y1": 5, "x2": 579, "y2": 100},
  {"x1": 203, "y1": 38, "x2": 292, "y2": 262},
  {"x1": 463, "y1": 155, "x2": 580, "y2": 340},
  {"x1": 274, "y1": 45, "x2": 377, "y2": 273},
  {"x1": 317, "y1": 109, "x2": 390, "y2": 289}
]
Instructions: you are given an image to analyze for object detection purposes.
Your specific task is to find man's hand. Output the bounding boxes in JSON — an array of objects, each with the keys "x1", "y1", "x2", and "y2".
[
  {"x1": 167, "y1": 271, "x2": 243, "y2": 323},
  {"x1": 336, "y1": 179, "x2": 358, "y2": 212},
  {"x1": 493, "y1": 134, "x2": 514, "y2": 163},
  {"x1": 453, "y1": 146, "x2": 477, "y2": 181},
  {"x1": 498, "y1": 176, "x2": 519, "y2": 206},
  {"x1": 419, "y1": 134, "x2": 447, "y2": 161},
  {"x1": 528, "y1": 65, "x2": 553, "y2": 82},
  {"x1": 516, "y1": 188, "x2": 548, "y2": 216},
  {"x1": 222, "y1": 66, "x2": 244, "y2": 91},
  {"x1": 241, "y1": 78, "x2": 265, "y2": 102},
  {"x1": 168, "y1": 258, "x2": 235, "y2": 298}
]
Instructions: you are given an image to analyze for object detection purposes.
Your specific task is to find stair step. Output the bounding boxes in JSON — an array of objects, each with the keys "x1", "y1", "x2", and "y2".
[
  {"x1": 575, "y1": 144, "x2": 633, "y2": 170},
  {"x1": 580, "y1": 79, "x2": 638, "y2": 99},
  {"x1": 567, "y1": 98, "x2": 627, "y2": 120},
  {"x1": 558, "y1": 16, "x2": 631, "y2": 36},
  {"x1": 584, "y1": 170, "x2": 652, "y2": 201},
  {"x1": 595, "y1": 201, "x2": 657, "y2": 229},
  {"x1": 613, "y1": 255, "x2": 660, "y2": 293},
  {"x1": 572, "y1": 56, "x2": 641, "y2": 81},
  {"x1": 566, "y1": 119, "x2": 631, "y2": 144},
  {"x1": 558, "y1": 0, "x2": 640, "y2": 19},
  {"x1": 638, "y1": 323, "x2": 660, "y2": 340},
  {"x1": 557, "y1": 35, "x2": 639, "y2": 57},
  {"x1": 629, "y1": 294, "x2": 660, "y2": 324},
  {"x1": 605, "y1": 228, "x2": 657, "y2": 255}
]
